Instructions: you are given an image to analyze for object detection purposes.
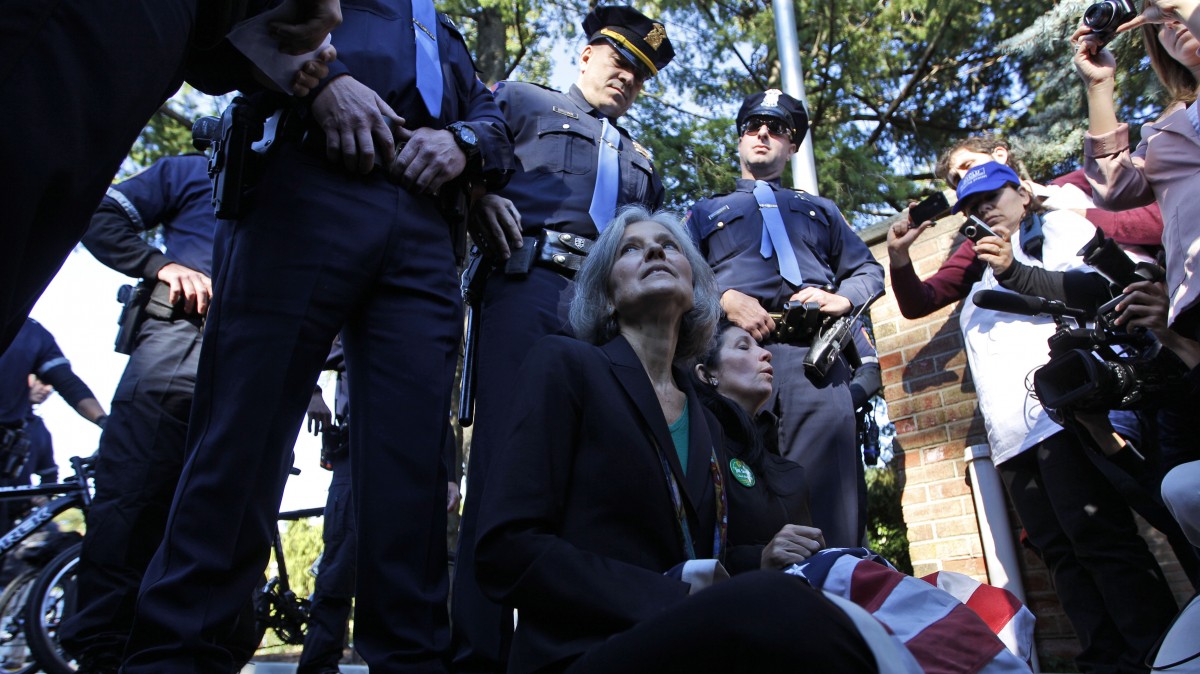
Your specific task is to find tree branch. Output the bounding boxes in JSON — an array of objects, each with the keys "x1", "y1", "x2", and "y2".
[{"x1": 865, "y1": 10, "x2": 954, "y2": 145}]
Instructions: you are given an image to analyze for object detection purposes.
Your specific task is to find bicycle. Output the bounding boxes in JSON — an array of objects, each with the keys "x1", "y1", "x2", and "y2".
[
  {"x1": 24, "y1": 468, "x2": 326, "y2": 673},
  {"x1": 254, "y1": 505, "x2": 324, "y2": 648},
  {"x1": 0, "y1": 455, "x2": 95, "y2": 674}
]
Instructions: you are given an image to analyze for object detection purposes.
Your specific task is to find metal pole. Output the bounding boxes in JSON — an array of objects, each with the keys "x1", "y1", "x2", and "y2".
[{"x1": 772, "y1": 0, "x2": 819, "y2": 194}]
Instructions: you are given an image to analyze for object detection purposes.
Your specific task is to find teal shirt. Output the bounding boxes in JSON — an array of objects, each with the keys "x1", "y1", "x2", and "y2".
[{"x1": 668, "y1": 401, "x2": 689, "y2": 475}]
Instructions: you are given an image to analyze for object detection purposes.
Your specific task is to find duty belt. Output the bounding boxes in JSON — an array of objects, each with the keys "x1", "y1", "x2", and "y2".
[{"x1": 533, "y1": 229, "x2": 596, "y2": 278}]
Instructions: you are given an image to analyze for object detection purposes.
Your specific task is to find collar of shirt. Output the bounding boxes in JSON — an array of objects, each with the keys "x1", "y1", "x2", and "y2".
[{"x1": 735, "y1": 178, "x2": 784, "y2": 192}]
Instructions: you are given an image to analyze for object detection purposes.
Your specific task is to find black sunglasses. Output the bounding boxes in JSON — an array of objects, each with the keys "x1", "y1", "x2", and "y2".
[{"x1": 740, "y1": 116, "x2": 792, "y2": 138}]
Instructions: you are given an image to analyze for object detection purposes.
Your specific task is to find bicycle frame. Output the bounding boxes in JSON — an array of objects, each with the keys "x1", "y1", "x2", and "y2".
[{"x1": 0, "y1": 457, "x2": 92, "y2": 558}]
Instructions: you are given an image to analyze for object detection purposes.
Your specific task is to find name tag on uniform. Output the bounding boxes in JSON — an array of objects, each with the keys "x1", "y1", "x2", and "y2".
[
  {"x1": 708, "y1": 205, "x2": 730, "y2": 220},
  {"x1": 552, "y1": 106, "x2": 578, "y2": 119}
]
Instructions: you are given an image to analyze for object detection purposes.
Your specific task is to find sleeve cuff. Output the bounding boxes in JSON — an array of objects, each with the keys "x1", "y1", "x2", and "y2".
[
  {"x1": 307, "y1": 62, "x2": 351, "y2": 102},
  {"x1": 1084, "y1": 122, "x2": 1130, "y2": 158},
  {"x1": 142, "y1": 252, "x2": 172, "y2": 280}
]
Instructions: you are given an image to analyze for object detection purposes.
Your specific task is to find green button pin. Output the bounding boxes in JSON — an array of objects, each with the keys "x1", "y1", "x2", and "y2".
[{"x1": 729, "y1": 458, "x2": 756, "y2": 487}]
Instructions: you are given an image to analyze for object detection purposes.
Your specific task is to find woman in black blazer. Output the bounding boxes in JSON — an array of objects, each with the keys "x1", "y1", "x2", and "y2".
[{"x1": 475, "y1": 206, "x2": 878, "y2": 674}]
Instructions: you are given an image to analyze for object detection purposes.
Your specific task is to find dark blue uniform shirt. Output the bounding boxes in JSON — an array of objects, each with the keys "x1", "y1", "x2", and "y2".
[
  {"x1": 315, "y1": 0, "x2": 510, "y2": 175},
  {"x1": 493, "y1": 82, "x2": 664, "y2": 236},
  {"x1": 0, "y1": 320, "x2": 93, "y2": 426},
  {"x1": 83, "y1": 155, "x2": 216, "y2": 278},
  {"x1": 686, "y1": 179, "x2": 884, "y2": 310}
]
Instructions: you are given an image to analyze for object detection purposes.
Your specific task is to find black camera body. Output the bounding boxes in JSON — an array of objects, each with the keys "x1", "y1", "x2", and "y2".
[
  {"x1": 959, "y1": 216, "x2": 998, "y2": 244},
  {"x1": 1083, "y1": 0, "x2": 1139, "y2": 45}
]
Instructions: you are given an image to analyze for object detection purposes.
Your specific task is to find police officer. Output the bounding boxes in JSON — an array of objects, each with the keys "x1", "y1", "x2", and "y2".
[
  {"x1": 454, "y1": 7, "x2": 673, "y2": 670},
  {"x1": 0, "y1": 0, "x2": 339, "y2": 355},
  {"x1": 56, "y1": 154, "x2": 219, "y2": 674},
  {"x1": 121, "y1": 1, "x2": 512, "y2": 670},
  {"x1": 685, "y1": 90, "x2": 884, "y2": 549}
]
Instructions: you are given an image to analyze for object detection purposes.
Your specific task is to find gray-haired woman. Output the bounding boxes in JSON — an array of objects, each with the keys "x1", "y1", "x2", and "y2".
[{"x1": 473, "y1": 205, "x2": 878, "y2": 674}]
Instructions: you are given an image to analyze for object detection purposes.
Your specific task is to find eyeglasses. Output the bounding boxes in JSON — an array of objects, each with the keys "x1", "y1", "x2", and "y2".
[{"x1": 740, "y1": 117, "x2": 792, "y2": 138}]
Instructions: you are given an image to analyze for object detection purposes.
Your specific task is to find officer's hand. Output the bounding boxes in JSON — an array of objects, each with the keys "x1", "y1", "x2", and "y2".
[
  {"x1": 290, "y1": 45, "x2": 337, "y2": 97},
  {"x1": 156, "y1": 263, "x2": 214, "y2": 316},
  {"x1": 391, "y1": 128, "x2": 467, "y2": 194},
  {"x1": 720, "y1": 289, "x2": 775, "y2": 342},
  {"x1": 447, "y1": 481, "x2": 462, "y2": 513},
  {"x1": 974, "y1": 235, "x2": 1014, "y2": 276},
  {"x1": 312, "y1": 75, "x2": 404, "y2": 174},
  {"x1": 789, "y1": 287, "x2": 852, "y2": 317},
  {"x1": 761, "y1": 524, "x2": 825, "y2": 570},
  {"x1": 28, "y1": 375, "x2": 54, "y2": 406},
  {"x1": 266, "y1": 0, "x2": 343, "y2": 55},
  {"x1": 306, "y1": 390, "x2": 332, "y2": 436},
  {"x1": 470, "y1": 195, "x2": 523, "y2": 260}
]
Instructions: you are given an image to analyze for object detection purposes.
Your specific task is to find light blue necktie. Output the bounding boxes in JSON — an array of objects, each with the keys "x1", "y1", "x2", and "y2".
[
  {"x1": 412, "y1": 0, "x2": 442, "y2": 118},
  {"x1": 589, "y1": 118, "x2": 621, "y2": 232},
  {"x1": 754, "y1": 180, "x2": 803, "y2": 286}
]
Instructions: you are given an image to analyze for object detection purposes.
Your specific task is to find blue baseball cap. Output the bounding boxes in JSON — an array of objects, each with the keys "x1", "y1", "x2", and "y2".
[{"x1": 951, "y1": 161, "x2": 1021, "y2": 213}]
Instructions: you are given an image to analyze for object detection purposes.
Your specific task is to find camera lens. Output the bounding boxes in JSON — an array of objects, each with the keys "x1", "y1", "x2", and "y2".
[{"x1": 1084, "y1": 1, "x2": 1116, "y2": 29}]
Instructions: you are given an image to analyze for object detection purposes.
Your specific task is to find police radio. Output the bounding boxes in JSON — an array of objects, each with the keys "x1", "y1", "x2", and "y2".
[{"x1": 803, "y1": 290, "x2": 884, "y2": 378}]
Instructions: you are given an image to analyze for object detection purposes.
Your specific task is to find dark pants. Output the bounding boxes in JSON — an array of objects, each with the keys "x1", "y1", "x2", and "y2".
[
  {"x1": 297, "y1": 460, "x2": 357, "y2": 674},
  {"x1": 1000, "y1": 431, "x2": 1178, "y2": 674},
  {"x1": 764, "y1": 344, "x2": 862, "y2": 548},
  {"x1": 123, "y1": 146, "x2": 461, "y2": 674},
  {"x1": 452, "y1": 267, "x2": 570, "y2": 673},
  {"x1": 60, "y1": 317, "x2": 203, "y2": 669},
  {"x1": 0, "y1": 0, "x2": 195, "y2": 353},
  {"x1": 564, "y1": 572, "x2": 877, "y2": 674}
]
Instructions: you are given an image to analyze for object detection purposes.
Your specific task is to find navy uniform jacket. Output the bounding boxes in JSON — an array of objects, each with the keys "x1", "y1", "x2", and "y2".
[
  {"x1": 686, "y1": 179, "x2": 884, "y2": 310},
  {"x1": 475, "y1": 336, "x2": 722, "y2": 673},
  {"x1": 188, "y1": 0, "x2": 511, "y2": 181},
  {"x1": 493, "y1": 82, "x2": 663, "y2": 236},
  {"x1": 81, "y1": 155, "x2": 216, "y2": 279},
  {"x1": 0, "y1": 320, "x2": 95, "y2": 426}
]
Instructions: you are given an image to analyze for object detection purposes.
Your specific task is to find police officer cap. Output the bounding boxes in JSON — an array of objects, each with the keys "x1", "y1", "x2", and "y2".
[
  {"x1": 583, "y1": 6, "x2": 675, "y2": 79},
  {"x1": 736, "y1": 89, "x2": 809, "y2": 144}
]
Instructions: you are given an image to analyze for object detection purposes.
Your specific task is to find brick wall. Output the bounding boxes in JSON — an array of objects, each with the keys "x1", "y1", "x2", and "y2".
[{"x1": 860, "y1": 211, "x2": 1192, "y2": 667}]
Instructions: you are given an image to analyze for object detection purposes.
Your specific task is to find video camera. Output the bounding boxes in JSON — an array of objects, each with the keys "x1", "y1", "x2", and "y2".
[{"x1": 971, "y1": 233, "x2": 1186, "y2": 414}]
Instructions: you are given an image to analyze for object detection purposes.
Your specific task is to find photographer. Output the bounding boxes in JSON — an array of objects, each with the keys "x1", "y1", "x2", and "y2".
[
  {"x1": 1073, "y1": 0, "x2": 1200, "y2": 476},
  {"x1": 888, "y1": 161, "x2": 1178, "y2": 673}
]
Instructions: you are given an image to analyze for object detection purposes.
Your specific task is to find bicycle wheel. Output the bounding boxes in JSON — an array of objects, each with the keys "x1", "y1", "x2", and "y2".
[
  {"x1": 0, "y1": 570, "x2": 38, "y2": 674},
  {"x1": 24, "y1": 542, "x2": 80, "y2": 674}
]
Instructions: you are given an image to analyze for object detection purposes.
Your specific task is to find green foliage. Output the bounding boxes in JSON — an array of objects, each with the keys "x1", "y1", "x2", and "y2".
[
  {"x1": 124, "y1": 86, "x2": 231, "y2": 178},
  {"x1": 865, "y1": 463, "x2": 913, "y2": 575},
  {"x1": 278, "y1": 517, "x2": 324, "y2": 601}
]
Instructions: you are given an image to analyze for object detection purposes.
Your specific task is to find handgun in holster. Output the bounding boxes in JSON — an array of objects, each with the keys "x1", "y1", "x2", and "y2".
[
  {"x1": 320, "y1": 422, "x2": 349, "y2": 471},
  {"x1": 0, "y1": 423, "x2": 31, "y2": 480},
  {"x1": 114, "y1": 281, "x2": 152, "y2": 355},
  {"x1": 193, "y1": 93, "x2": 283, "y2": 220}
]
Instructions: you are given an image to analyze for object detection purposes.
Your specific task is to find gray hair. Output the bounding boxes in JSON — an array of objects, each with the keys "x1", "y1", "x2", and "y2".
[{"x1": 569, "y1": 205, "x2": 721, "y2": 362}]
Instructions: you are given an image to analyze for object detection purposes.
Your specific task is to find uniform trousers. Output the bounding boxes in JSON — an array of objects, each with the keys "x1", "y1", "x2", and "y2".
[
  {"x1": 0, "y1": 0, "x2": 195, "y2": 353},
  {"x1": 59, "y1": 317, "x2": 222, "y2": 669},
  {"x1": 123, "y1": 146, "x2": 461, "y2": 674},
  {"x1": 452, "y1": 266, "x2": 570, "y2": 672},
  {"x1": 999, "y1": 430, "x2": 1178, "y2": 674},
  {"x1": 297, "y1": 458, "x2": 358, "y2": 674},
  {"x1": 764, "y1": 343, "x2": 861, "y2": 549},
  {"x1": 563, "y1": 571, "x2": 878, "y2": 674}
]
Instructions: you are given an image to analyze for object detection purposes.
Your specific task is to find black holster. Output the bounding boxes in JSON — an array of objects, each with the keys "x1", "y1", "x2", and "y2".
[
  {"x1": 0, "y1": 423, "x2": 31, "y2": 480},
  {"x1": 114, "y1": 282, "x2": 151, "y2": 355}
]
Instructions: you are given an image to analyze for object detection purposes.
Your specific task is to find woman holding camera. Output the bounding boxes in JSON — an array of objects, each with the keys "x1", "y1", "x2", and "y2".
[
  {"x1": 889, "y1": 161, "x2": 1177, "y2": 673},
  {"x1": 1075, "y1": 0, "x2": 1200, "y2": 470}
]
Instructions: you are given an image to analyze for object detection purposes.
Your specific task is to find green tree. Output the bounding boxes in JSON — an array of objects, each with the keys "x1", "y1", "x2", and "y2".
[{"x1": 279, "y1": 517, "x2": 324, "y2": 601}]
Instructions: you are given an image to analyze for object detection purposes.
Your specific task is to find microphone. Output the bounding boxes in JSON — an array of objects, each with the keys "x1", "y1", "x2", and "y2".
[{"x1": 972, "y1": 289, "x2": 1089, "y2": 320}]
